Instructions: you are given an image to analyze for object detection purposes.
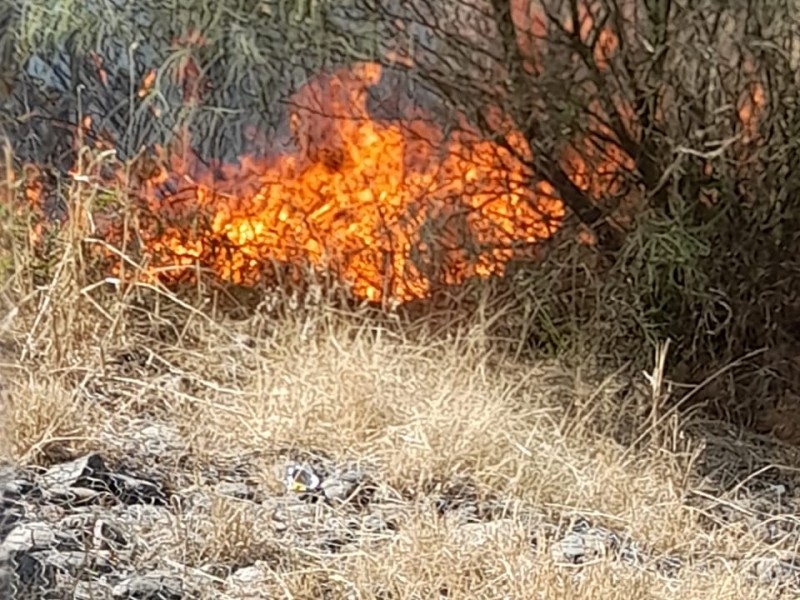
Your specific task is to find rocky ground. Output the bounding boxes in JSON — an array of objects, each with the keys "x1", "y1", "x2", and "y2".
[
  {"x1": 2, "y1": 297, "x2": 800, "y2": 599},
  {"x1": 3, "y1": 419, "x2": 800, "y2": 599}
]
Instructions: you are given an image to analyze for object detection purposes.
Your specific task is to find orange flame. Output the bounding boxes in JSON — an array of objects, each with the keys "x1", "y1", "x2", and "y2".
[
  {"x1": 513, "y1": 0, "x2": 622, "y2": 74},
  {"x1": 738, "y1": 80, "x2": 766, "y2": 144},
  {"x1": 98, "y1": 62, "x2": 565, "y2": 302},
  {"x1": 16, "y1": 8, "x2": 766, "y2": 303},
  {"x1": 138, "y1": 70, "x2": 156, "y2": 98}
]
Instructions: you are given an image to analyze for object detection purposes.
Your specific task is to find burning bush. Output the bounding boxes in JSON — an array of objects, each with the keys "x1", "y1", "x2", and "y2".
[{"x1": 2, "y1": 0, "x2": 800, "y2": 418}]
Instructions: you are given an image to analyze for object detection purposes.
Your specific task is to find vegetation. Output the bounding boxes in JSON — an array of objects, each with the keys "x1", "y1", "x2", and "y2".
[{"x1": 2, "y1": 0, "x2": 800, "y2": 598}]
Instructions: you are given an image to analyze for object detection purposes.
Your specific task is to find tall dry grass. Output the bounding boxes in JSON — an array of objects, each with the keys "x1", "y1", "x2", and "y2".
[{"x1": 1, "y1": 149, "x2": 798, "y2": 599}]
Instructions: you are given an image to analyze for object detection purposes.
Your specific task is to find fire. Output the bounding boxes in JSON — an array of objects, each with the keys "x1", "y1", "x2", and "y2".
[
  {"x1": 102, "y1": 62, "x2": 564, "y2": 302},
  {"x1": 513, "y1": 0, "x2": 623, "y2": 74},
  {"x1": 738, "y1": 80, "x2": 766, "y2": 144},
  {"x1": 9, "y1": 4, "x2": 768, "y2": 303}
]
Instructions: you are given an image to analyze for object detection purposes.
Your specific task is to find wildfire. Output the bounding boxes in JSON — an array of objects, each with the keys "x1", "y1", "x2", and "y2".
[
  {"x1": 104, "y1": 62, "x2": 564, "y2": 302},
  {"x1": 8, "y1": 3, "x2": 766, "y2": 303}
]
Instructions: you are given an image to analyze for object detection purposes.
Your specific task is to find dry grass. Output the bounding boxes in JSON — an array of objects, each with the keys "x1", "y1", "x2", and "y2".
[
  {"x1": 2, "y1": 280, "x2": 799, "y2": 598},
  {"x1": 2, "y1": 168, "x2": 799, "y2": 599}
]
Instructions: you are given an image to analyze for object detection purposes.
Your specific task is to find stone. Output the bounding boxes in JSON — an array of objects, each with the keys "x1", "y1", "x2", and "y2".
[
  {"x1": 754, "y1": 556, "x2": 800, "y2": 587},
  {"x1": 93, "y1": 519, "x2": 128, "y2": 551},
  {"x1": 0, "y1": 564, "x2": 13, "y2": 597},
  {"x1": 2, "y1": 521, "x2": 61, "y2": 553},
  {"x1": 45, "y1": 549, "x2": 115, "y2": 576},
  {"x1": 47, "y1": 485, "x2": 104, "y2": 506},
  {"x1": 284, "y1": 464, "x2": 322, "y2": 494},
  {"x1": 105, "y1": 420, "x2": 185, "y2": 463},
  {"x1": 134, "y1": 423, "x2": 184, "y2": 456},
  {"x1": 57, "y1": 514, "x2": 128, "y2": 551},
  {"x1": 10, "y1": 551, "x2": 56, "y2": 593},
  {"x1": 107, "y1": 472, "x2": 168, "y2": 506},
  {"x1": 73, "y1": 580, "x2": 114, "y2": 599},
  {"x1": 228, "y1": 564, "x2": 264, "y2": 586},
  {"x1": 0, "y1": 463, "x2": 18, "y2": 487},
  {"x1": 111, "y1": 571, "x2": 184, "y2": 599},
  {"x1": 2, "y1": 479, "x2": 35, "y2": 499},
  {"x1": 0, "y1": 498, "x2": 25, "y2": 540},
  {"x1": 40, "y1": 454, "x2": 108, "y2": 491},
  {"x1": 321, "y1": 475, "x2": 357, "y2": 503}
]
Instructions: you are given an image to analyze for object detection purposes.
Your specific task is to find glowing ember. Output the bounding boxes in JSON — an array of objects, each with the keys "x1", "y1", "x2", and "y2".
[{"x1": 107, "y1": 62, "x2": 565, "y2": 302}]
